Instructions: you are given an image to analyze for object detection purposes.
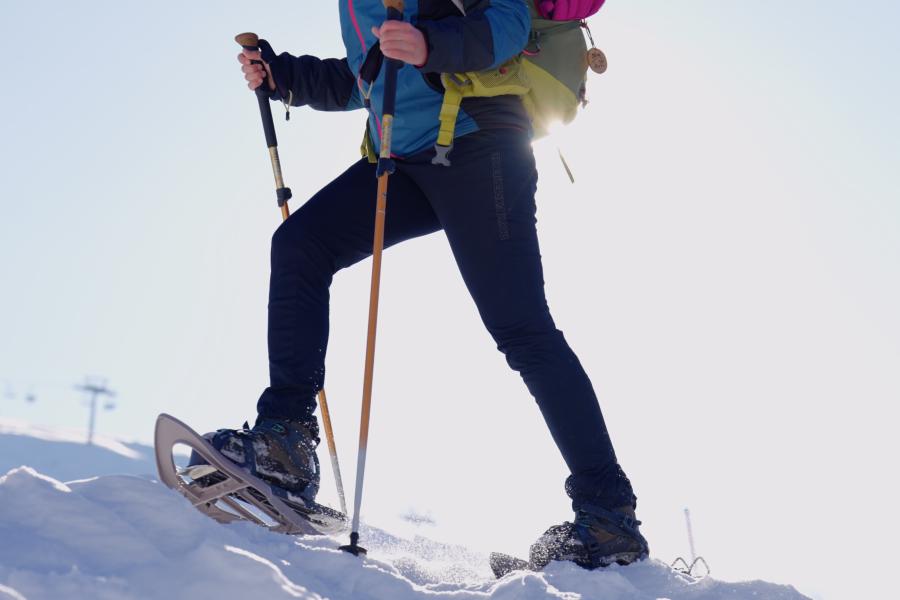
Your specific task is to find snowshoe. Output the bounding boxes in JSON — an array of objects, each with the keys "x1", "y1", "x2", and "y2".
[
  {"x1": 154, "y1": 413, "x2": 346, "y2": 535},
  {"x1": 531, "y1": 503, "x2": 649, "y2": 569},
  {"x1": 490, "y1": 504, "x2": 649, "y2": 578}
]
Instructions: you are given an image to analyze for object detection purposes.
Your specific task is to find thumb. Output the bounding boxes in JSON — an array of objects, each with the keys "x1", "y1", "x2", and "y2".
[{"x1": 371, "y1": 25, "x2": 381, "y2": 39}]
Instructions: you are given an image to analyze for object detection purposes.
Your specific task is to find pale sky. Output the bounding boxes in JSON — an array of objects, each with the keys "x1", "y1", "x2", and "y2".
[{"x1": 2, "y1": 2, "x2": 899, "y2": 599}]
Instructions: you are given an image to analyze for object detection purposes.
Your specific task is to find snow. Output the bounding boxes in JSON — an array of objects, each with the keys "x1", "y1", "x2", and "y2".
[
  {"x1": 0, "y1": 424, "x2": 812, "y2": 600},
  {"x1": 0, "y1": 417, "x2": 184, "y2": 482},
  {"x1": 0, "y1": 418, "x2": 142, "y2": 460}
]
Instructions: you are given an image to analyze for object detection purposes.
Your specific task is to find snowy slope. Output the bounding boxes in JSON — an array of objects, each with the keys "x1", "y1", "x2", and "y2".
[
  {"x1": 0, "y1": 417, "x2": 158, "y2": 481},
  {"x1": 0, "y1": 424, "x2": 812, "y2": 600}
]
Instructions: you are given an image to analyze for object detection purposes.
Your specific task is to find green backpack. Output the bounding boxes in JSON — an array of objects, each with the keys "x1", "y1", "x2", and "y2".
[{"x1": 431, "y1": 0, "x2": 607, "y2": 166}]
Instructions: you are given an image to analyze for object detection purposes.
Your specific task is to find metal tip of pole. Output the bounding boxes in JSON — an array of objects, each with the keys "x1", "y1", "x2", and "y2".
[{"x1": 338, "y1": 532, "x2": 368, "y2": 557}]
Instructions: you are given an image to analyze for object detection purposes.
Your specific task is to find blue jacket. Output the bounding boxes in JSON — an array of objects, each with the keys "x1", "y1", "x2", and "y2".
[{"x1": 264, "y1": 0, "x2": 531, "y2": 157}]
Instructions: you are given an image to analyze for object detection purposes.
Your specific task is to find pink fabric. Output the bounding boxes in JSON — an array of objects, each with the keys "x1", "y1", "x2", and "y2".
[
  {"x1": 347, "y1": 1, "x2": 383, "y2": 142},
  {"x1": 536, "y1": 0, "x2": 605, "y2": 20},
  {"x1": 347, "y1": 0, "x2": 368, "y2": 52}
]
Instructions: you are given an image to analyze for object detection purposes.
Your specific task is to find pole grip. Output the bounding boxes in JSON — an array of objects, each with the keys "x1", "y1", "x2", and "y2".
[
  {"x1": 255, "y1": 91, "x2": 278, "y2": 149},
  {"x1": 382, "y1": 1, "x2": 404, "y2": 118},
  {"x1": 381, "y1": 61, "x2": 400, "y2": 120},
  {"x1": 235, "y1": 32, "x2": 278, "y2": 148}
]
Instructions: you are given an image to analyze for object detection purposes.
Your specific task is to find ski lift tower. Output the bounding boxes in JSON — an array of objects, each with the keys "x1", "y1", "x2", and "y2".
[{"x1": 75, "y1": 377, "x2": 116, "y2": 445}]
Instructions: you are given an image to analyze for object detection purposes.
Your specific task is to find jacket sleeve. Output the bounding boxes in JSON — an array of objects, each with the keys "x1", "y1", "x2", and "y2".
[
  {"x1": 415, "y1": 0, "x2": 530, "y2": 74},
  {"x1": 261, "y1": 44, "x2": 364, "y2": 112}
]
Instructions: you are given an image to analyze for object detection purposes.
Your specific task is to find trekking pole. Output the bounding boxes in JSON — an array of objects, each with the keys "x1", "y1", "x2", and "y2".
[
  {"x1": 319, "y1": 388, "x2": 348, "y2": 515},
  {"x1": 235, "y1": 32, "x2": 348, "y2": 517},
  {"x1": 339, "y1": 0, "x2": 404, "y2": 557}
]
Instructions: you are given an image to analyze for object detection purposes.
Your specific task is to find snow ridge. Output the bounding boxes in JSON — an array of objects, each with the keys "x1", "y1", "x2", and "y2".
[
  {"x1": 0, "y1": 466, "x2": 810, "y2": 600},
  {"x1": 0, "y1": 418, "x2": 142, "y2": 460}
]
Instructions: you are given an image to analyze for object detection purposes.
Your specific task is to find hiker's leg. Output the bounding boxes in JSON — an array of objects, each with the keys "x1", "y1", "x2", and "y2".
[
  {"x1": 258, "y1": 158, "x2": 440, "y2": 421},
  {"x1": 409, "y1": 131, "x2": 635, "y2": 510}
]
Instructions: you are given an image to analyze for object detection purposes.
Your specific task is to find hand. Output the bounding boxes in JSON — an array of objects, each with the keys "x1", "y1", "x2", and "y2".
[
  {"x1": 372, "y1": 21, "x2": 428, "y2": 67},
  {"x1": 237, "y1": 49, "x2": 276, "y2": 92}
]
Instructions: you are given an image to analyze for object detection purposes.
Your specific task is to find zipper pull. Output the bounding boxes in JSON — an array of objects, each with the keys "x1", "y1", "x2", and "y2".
[{"x1": 283, "y1": 91, "x2": 293, "y2": 121}]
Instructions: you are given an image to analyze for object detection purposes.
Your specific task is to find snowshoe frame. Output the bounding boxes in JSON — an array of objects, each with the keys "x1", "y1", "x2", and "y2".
[{"x1": 154, "y1": 413, "x2": 346, "y2": 536}]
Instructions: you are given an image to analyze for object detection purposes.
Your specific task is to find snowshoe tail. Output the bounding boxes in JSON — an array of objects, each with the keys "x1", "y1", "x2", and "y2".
[
  {"x1": 154, "y1": 413, "x2": 346, "y2": 536},
  {"x1": 490, "y1": 552, "x2": 532, "y2": 578}
]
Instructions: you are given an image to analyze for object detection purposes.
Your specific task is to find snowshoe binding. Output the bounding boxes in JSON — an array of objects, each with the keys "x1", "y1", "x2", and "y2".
[
  {"x1": 188, "y1": 416, "x2": 322, "y2": 501},
  {"x1": 154, "y1": 413, "x2": 346, "y2": 535},
  {"x1": 490, "y1": 504, "x2": 649, "y2": 578}
]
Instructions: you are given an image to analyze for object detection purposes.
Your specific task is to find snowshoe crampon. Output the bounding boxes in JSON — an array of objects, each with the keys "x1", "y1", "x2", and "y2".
[{"x1": 154, "y1": 413, "x2": 347, "y2": 536}]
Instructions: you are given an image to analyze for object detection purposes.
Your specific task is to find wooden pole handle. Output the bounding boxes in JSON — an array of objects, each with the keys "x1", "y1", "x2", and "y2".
[{"x1": 234, "y1": 32, "x2": 260, "y2": 49}]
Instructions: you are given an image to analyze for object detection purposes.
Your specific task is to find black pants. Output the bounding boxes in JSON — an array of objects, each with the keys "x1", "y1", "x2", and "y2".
[{"x1": 257, "y1": 130, "x2": 635, "y2": 510}]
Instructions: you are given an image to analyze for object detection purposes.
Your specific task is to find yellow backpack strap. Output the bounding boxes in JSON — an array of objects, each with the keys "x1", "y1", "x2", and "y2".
[
  {"x1": 360, "y1": 126, "x2": 378, "y2": 163},
  {"x1": 432, "y1": 62, "x2": 529, "y2": 167},
  {"x1": 433, "y1": 74, "x2": 467, "y2": 166}
]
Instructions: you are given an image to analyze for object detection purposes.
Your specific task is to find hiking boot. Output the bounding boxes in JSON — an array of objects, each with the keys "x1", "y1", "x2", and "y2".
[
  {"x1": 188, "y1": 417, "x2": 321, "y2": 501},
  {"x1": 529, "y1": 503, "x2": 649, "y2": 570}
]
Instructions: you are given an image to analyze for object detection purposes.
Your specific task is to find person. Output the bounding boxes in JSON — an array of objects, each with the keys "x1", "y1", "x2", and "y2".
[{"x1": 206, "y1": 0, "x2": 648, "y2": 569}]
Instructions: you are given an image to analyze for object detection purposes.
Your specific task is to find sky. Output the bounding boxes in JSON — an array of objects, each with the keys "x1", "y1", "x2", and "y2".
[{"x1": 2, "y1": 2, "x2": 899, "y2": 599}]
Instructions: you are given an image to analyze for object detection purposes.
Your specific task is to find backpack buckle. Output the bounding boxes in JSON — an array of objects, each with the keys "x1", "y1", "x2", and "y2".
[{"x1": 432, "y1": 143, "x2": 453, "y2": 167}]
